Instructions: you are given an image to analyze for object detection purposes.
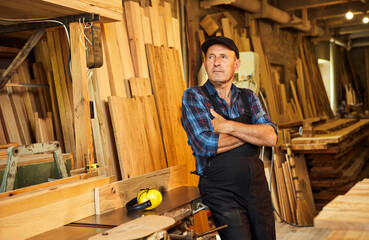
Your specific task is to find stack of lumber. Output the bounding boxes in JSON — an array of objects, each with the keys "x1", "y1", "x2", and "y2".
[
  {"x1": 280, "y1": 118, "x2": 369, "y2": 210},
  {"x1": 270, "y1": 39, "x2": 334, "y2": 125},
  {"x1": 0, "y1": 59, "x2": 50, "y2": 145},
  {"x1": 315, "y1": 179, "x2": 369, "y2": 240},
  {"x1": 0, "y1": 172, "x2": 113, "y2": 239},
  {"x1": 269, "y1": 147, "x2": 316, "y2": 225}
]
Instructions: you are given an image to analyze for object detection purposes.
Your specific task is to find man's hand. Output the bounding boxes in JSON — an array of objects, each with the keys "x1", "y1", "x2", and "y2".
[{"x1": 210, "y1": 108, "x2": 229, "y2": 134}]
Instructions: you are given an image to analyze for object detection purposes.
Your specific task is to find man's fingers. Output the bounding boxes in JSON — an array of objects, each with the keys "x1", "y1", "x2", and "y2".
[{"x1": 210, "y1": 108, "x2": 218, "y2": 117}]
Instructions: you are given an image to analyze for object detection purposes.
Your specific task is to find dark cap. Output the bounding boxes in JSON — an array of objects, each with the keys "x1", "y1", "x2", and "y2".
[{"x1": 201, "y1": 36, "x2": 239, "y2": 59}]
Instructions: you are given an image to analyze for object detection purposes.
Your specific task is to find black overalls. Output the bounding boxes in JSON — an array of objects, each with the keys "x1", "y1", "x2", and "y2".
[{"x1": 199, "y1": 86, "x2": 275, "y2": 240}]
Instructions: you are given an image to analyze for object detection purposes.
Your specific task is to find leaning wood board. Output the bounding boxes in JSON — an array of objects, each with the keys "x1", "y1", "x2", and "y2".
[
  {"x1": 146, "y1": 44, "x2": 210, "y2": 233},
  {"x1": 108, "y1": 95, "x2": 167, "y2": 179},
  {"x1": 145, "y1": 45, "x2": 195, "y2": 181},
  {"x1": 124, "y1": 1, "x2": 149, "y2": 78},
  {"x1": 70, "y1": 23, "x2": 94, "y2": 169}
]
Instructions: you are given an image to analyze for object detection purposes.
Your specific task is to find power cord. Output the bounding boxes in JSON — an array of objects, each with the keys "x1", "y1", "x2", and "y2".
[{"x1": 0, "y1": 17, "x2": 73, "y2": 83}]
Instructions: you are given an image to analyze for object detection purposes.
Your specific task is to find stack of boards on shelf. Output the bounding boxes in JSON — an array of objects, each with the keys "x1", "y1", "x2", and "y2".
[{"x1": 280, "y1": 118, "x2": 369, "y2": 210}]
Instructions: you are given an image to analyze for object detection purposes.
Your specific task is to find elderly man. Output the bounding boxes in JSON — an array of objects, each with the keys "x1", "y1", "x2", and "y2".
[{"x1": 181, "y1": 36, "x2": 277, "y2": 240}]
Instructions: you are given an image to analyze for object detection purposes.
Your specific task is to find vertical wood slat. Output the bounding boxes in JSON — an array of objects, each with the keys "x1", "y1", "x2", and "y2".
[
  {"x1": 0, "y1": 89, "x2": 22, "y2": 144},
  {"x1": 88, "y1": 76, "x2": 106, "y2": 174},
  {"x1": 124, "y1": 1, "x2": 149, "y2": 78},
  {"x1": 92, "y1": 68, "x2": 121, "y2": 180},
  {"x1": 101, "y1": 23, "x2": 127, "y2": 97},
  {"x1": 8, "y1": 72, "x2": 33, "y2": 144},
  {"x1": 16, "y1": 61, "x2": 38, "y2": 135},
  {"x1": 70, "y1": 22, "x2": 94, "y2": 169},
  {"x1": 145, "y1": 4, "x2": 161, "y2": 46},
  {"x1": 46, "y1": 30, "x2": 74, "y2": 155}
]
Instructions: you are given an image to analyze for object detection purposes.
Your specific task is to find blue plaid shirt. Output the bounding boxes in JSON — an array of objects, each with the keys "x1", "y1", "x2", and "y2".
[{"x1": 181, "y1": 80, "x2": 277, "y2": 176}]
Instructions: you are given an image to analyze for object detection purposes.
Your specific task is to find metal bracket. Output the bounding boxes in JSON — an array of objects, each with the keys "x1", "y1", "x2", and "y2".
[{"x1": 0, "y1": 141, "x2": 68, "y2": 193}]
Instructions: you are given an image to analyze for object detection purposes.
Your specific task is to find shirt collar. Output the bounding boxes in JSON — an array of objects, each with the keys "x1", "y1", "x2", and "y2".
[{"x1": 204, "y1": 79, "x2": 241, "y2": 97}]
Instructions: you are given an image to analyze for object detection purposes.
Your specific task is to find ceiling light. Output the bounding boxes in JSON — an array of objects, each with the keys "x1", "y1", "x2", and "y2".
[
  {"x1": 346, "y1": 11, "x2": 354, "y2": 20},
  {"x1": 363, "y1": 16, "x2": 369, "y2": 24}
]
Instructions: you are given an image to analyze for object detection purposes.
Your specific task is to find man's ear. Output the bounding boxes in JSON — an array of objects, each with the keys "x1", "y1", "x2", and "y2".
[{"x1": 234, "y1": 59, "x2": 241, "y2": 72}]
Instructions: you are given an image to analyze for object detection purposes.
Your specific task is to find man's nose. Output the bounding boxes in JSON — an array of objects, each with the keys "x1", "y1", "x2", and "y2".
[{"x1": 214, "y1": 57, "x2": 221, "y2": 66}]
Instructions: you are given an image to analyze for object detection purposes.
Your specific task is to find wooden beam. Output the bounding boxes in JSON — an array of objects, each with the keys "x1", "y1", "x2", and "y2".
[
  {"x1": 0, "y1": 176, "x2": 113, "y2": 239},
  {"x1": 70, "y1": 23, "x2": 94, "y2": 169},
  {"x1": 0, "y1": 29, "x2": 44, "y2": 89}
]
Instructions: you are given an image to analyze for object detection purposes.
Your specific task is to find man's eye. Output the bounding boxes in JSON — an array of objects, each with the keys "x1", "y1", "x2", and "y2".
[
  {"x1": 221, "y1": 55, "x2": 227, "y2": 59},
  {"x1": 208, "y1": 56, "x2": 214, "y2": 59}
]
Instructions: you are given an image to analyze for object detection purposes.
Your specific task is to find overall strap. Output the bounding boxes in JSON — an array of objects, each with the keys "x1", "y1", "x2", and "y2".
[{"x1": 240, "y1": 89, "x2": 252, "y2": 119}]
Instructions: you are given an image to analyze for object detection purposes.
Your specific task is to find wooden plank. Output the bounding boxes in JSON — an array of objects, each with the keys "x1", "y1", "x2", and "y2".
[
  {"x1": 95, "y1": 164, "x2": 187, "y2": 214},
  {"x1": 0, "y1": 113, "x2": 7, "y2": 144},
  {"x1": 282, "y1": 161, "x2": 296, "y2": 224},
  {"x1": 221, "y1": 18, "x2": 232, "y2": 38},
  {"x1": 293, "y1": 154, "x2": 316, "y2": 216},
  {"x1": 290, "y1": 80, "x2": 304, "y2": 120},
  {"x1": 251, "y1": 35, "x2": 279, "y2": 123},
  {"x1": 146, "y1": 45, "x2": 210, "y2": 232},
  {"x1": 291, "y1": 120, "x2": 369, "y2": 145},
  {"x1": 124, "y1": 1, "x2": 149, "y2": 78},
  {"x1": 70, "y1": 23, "x2": 94, "y2": 169},
  {"x1": 33, "y1": 38, "x2": 64, "y2": 150},
  {"x1": 7, "y1": 72, "x2": 33, "y2": 144},
  {"x1": 114, "y1": 20, "x2": 135, "y2": 80},
  {"x1": 91, "y1": 69, "x2": 120, "y2": 180},
  {"x1": 200, "y1": 15, "x2": 220, "y2": 36},
  {"x1": 0, "y1": 164, "x2": 94, "y2": 199},
  {"x1": 326, "y1": 230, "x2": 369, "y2": 240},
  {"x1": 46, "y1": 30, "x2": 74, "y2": 155},
  {"x1": 16, "y1": 60, "x2": 39, "y2": 135},
  {"x1": 129, "y1": 78, "x2": 152, "y2": 96},
  {"x1": 34, "y1": 112, "x2": 54, "y2": 143},
  {"x1": 0, "y1": 176, "x2": 113, "y2": 239},
  {"x1": 88, "y1": 78, "x2": 105, "y2": 175},
  {"x1": 163, "y1": 2, "x2": 175, "y2": 48},
  {"x1": 0, "y1": 89, "x2": 22, "y2": 144},
  {"x1": 145, "y1": 4, "x2": 161, "y2": 46},
  {"x1": 142, "y1": 15, "x2": 153, "y2": 44},
  {"x1": 172, "y1": 17, "x2": 184, "y2": 80},
  {"x1": 101, "y1": 22, "x2": 128, "y2": 97},
  {"x1": 108, "y1": 95, "x2": 167, "y2": 179}
]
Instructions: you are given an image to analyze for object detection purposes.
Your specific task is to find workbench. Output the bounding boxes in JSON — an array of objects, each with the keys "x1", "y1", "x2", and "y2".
[{"x1": 29, "y1": 186, "x2": 200, "y2": 239}]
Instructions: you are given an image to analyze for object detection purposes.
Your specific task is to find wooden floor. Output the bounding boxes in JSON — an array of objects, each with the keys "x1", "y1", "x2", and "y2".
[{"x1": 276, "y1": 221, "x2": 332, "y2": 240}]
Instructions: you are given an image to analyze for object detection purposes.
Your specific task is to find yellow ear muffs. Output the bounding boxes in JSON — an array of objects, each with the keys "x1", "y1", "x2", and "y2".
[{"x1": 126, "y1": 188, "x2": 163, "y2": 212}]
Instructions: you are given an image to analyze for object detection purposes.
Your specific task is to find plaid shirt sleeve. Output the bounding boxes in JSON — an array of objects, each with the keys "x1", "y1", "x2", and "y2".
[
  {"x1": 248, "y1": 90, "x2": 278, "y2": 135},
  {"x1": 181, "y1": 87, "x2": 219, "y2": 158}
]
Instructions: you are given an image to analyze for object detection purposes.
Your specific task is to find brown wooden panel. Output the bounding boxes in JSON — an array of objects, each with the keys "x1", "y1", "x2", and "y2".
[{"x1": 108, "y1": 95, "x2": 166, "y2": 179}]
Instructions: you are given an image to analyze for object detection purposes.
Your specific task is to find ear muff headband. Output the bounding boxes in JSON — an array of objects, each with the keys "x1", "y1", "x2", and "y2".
[{"x1": 126, "y1": 197, "x2": 152, "y2": 212}]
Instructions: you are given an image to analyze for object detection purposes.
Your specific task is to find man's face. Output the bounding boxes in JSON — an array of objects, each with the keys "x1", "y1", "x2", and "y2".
[{"x1": 204, "y1": 44, "x2": 240, "y2": 85}]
